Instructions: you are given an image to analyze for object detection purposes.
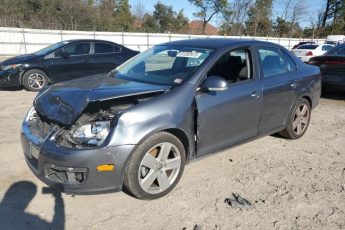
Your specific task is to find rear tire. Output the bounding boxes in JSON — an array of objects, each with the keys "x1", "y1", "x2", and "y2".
[
  {"x1": 22, "y1": 69, "x2": 48, "y2": 92},
  {"x1": 123, "y1": 132, "x2": 186, "y2": 200},
  {"x1": 279, "y1": 98, "x2": 311, "y2": 139}
]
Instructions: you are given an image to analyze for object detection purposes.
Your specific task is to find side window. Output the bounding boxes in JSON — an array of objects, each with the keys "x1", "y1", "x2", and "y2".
[
  {"x1": 258, "y1": 47, "x2": 288, "y2": 78},
  {"x1": 114, "y1": 45, "x2": 121, "y2": 53},
  {"x1": 322, "y1": 45, "x2": 333, "y2": 52},
  {"x1": 280, "y1": 50, "x2": 297, "y2": 72},
  {"x1": 208, "y1": 48, "x2": 253, "y2": 83},
  {"x1": 63, "y1": 43, "x2": 90, "y2": 56},
  {"x1": 95, "y1": 43, "x2": 114, "y2": 54},
  {"x1": 54, "y1": 49, "x2": 62, "y2": 58}
]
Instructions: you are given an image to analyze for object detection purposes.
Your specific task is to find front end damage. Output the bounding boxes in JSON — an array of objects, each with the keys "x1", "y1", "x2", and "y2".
[
  {"x1": 53, "y1": 93, "x2": 160, "y2": 149},
  {"x1": 21, "y1": 91, "x2": 164, "y2": 194}
]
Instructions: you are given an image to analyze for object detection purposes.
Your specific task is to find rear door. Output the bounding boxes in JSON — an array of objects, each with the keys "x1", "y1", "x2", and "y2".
[
  {"x1": 195, "y1": 47, "x2": 263, "y2": 155},
  {"x1": 88, "y1": 42, "x2": 121, "y2": 75},
  {"x1": 256, "y1": 47, "x2": 298, "y2": 133},
  {"x1": 48, "y1": 42, "x2": 92, "y2": 82}
]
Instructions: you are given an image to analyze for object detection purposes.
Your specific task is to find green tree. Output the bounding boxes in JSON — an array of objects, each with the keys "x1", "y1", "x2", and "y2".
[
  {"x1": 142, "y1": 13, "x2": 158, "y2": 32},
  {"x1": 96, "y1": 0, "x2": 116, "y2": 31},
  {"x1": 143, "y1": 2, "x2": 189, "y2": 33},
  {"x1": 219, "y1": 0, "x2": 252, "y2": 36},
  {"x1": 0, "y1": 0, "x2": 190, "y2": 33},
  {"x1": 153, "y1": 2, "x2": 175, "y2": 32},
  {"x1": 189, "y1": 0, "x2": 228, "y2": 34},
  {"x1": 115, "y1": 0, "x2": 133, "y2": 31},
  {"x1": 273, "y1": 17, "x2": 289, "y2": 37},
  {"x1": 321, "y1": 0, "x2": 345, "y2": 34},
  {"x1": 245, "y1": 0, "x2": 273, "y2": 36},
  {"x1": 172, "y1": 10, "x2": 189, "y2": 33}
]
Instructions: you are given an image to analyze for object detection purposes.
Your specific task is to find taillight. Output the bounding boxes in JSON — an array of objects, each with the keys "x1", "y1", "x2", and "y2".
[{"x1": 305, "y1": 51, "x2": 313, "y2": 56}]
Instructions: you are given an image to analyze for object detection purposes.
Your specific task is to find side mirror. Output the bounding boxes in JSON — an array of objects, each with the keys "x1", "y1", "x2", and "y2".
[
  {"x1": 201, "y1": 76, "x2": 228, "y2": 92},
  {"x1": 60, "y1": 51, "x2": 70, "y2": 59}
]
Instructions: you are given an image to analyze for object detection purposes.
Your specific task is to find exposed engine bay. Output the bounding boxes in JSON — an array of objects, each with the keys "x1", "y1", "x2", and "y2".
[{"x1": 28, "y1": 92, "x2": 163, "y2": 149}]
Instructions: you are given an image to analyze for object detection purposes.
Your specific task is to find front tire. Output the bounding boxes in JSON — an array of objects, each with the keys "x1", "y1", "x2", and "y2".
[
  {"x1": 123, "y1": 132, "x2": 186, "y2": 200},
  {"x1": 279, "y1": 98, "x2": 311, "y2": 139},
  {"x1": 22, "y1": 69, "x2": 48, "y2": 92}
]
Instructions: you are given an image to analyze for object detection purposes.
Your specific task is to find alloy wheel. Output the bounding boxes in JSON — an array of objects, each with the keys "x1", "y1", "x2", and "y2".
[
  {"x1": 292, "y1": 103, "x2": 310, "y2": 135},
  {"x1": 27, "y1": 73, "x2": 46, "y2": 90},
  {"x1": 138, "y1": 142, "x2": 182, "y2": 194}
]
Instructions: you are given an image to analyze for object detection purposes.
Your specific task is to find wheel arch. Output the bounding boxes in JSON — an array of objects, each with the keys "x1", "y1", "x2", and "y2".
[
  {"x1": 122, "y1": 125, "x2": 193, "y2": 164},
  {"x1": 163, "y1": 128, "x2": 191, "y2": 163},
  {"x1": 302, "y1": 95, "x2": 312, "y2": 108},
  {"x1": 283, "y1": 94, "x2": 313, "y2": 129}
]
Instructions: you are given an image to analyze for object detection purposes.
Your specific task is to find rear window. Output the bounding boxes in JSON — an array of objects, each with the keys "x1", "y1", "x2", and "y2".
[
  {"x1": 322, "y1": 45, "x2": 333, "y2": 52},
  {"x1": 300, "y1": 42, "x2": 315, "y2": 45},
  {"x1": 258, "y1": 47, "x2": 289, "y2": 78},
  {"x1": 297, "y1": 45, "x2": 318, "y2": 50},
  {"x1": 280, "y1": 50, "x2": 297, "y2": 72},
  {"x1": 95, "y1": 43, "x2": 114, "y2": 54},
  {"x1": 326, "y1": 45, "x2": 345, "y2": 55}
]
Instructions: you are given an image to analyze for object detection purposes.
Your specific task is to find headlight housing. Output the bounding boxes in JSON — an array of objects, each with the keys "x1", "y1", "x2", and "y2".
[
  {"x1": 70, "y1": 121, "x2": 111, "y2": 147},
  {"x1": 1, "y1": 64, "x2": 22, "y2": 71},
  {"x1": 25, "y1": 106, "x2": 37, "y2": 122}
]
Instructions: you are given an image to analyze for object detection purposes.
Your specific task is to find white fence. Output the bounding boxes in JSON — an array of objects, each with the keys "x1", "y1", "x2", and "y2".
[{"x1": 0, "y1": 27, "x2": 326, "y2": 56}]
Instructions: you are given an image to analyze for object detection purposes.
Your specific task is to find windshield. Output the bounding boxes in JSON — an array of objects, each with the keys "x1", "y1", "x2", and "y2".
[
  {"x1": 114, "y1": 45, "x2": 213, "y2": 85},
  {"x1": 326, "y1": 45, "x2": 345, "y2": 55},
  {"x1": 34, "y1": 41, "x2": 69, "y2": 56}
]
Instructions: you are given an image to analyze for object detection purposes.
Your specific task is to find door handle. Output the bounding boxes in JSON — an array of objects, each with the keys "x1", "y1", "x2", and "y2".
[
  {"x1": 290, "y1": 83, "x2": 296, "y2": 89},
  {"x1": 250, "y1": 91, "x2": 260, "y2": 99}
]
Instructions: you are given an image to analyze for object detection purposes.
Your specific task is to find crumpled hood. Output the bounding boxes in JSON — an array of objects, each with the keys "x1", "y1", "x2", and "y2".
[
  {"x1": 34, "y1": 74, "x2": 169, "y2": 126},
  {"x1": 0, "y1": 54, "x2": 37, "y2": 66}
]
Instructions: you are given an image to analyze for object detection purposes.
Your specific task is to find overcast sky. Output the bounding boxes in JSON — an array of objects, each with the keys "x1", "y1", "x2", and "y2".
[{"x1": 129, "y1": 0, "x2": 326, "y2": 28}]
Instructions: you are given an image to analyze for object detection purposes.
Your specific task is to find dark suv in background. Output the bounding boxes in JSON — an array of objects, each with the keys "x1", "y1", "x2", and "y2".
[{"x1": 0, "y1": 39, "x2": 139, "y2": 91}]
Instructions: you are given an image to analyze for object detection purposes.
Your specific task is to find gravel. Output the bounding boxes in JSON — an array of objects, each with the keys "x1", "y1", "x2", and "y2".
[{"x1": 0, "y1": 89, "x2": 344, "y2": 230}]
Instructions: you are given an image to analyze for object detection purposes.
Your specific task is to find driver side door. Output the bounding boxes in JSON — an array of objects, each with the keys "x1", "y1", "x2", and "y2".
[
  {"x1": 195, "y1": 47, "x2": 263, "y2": 156},
  {"x1": 48, "y1": 42, "x2": 92, "y2": 83}
]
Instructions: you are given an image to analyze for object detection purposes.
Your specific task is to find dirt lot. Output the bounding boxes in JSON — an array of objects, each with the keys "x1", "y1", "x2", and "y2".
[{"x1": 0, "y1": 87, "x2": 344, "y2": 230}]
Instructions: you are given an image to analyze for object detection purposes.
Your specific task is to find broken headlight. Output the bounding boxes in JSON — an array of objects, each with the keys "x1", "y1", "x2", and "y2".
[
  {"x1": 1, "y1": 64, "x2": 22, "y2": 71},
  {"x1": 25, "y1": 106, "x2": 37, "y2": 122},
  {"x1": 70, "y1": 121, "x2": 111, "y2": 146}
]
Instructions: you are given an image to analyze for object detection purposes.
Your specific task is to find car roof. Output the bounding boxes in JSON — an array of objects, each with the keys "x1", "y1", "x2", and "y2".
[
  {"x1": 64, "y1": 39, "x2": 119, "y2": 44},
  {"x1": 159, "y1": 38, "x2": 282, "y2": 49}
]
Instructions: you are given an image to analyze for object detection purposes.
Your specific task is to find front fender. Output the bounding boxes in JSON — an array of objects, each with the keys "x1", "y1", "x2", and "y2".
[{"x1": 106, "y1": 83, "x2": 196, "y2": 147}]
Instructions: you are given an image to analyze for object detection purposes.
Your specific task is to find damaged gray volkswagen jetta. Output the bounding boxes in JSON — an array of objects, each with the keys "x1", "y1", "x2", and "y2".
[{"x1": 21, "y1": 39, "x2": 321, "y2": 199}]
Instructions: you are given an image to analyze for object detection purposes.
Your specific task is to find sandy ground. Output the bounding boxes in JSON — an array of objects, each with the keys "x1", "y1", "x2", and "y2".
[{"x1": 0, "y1": 87, "x2": 344, "y2": 230}]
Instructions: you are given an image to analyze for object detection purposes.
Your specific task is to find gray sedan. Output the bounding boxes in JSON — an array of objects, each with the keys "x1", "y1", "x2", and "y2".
[{"x1": 21, "y1": 39, "x2": 321, "y2": 199}]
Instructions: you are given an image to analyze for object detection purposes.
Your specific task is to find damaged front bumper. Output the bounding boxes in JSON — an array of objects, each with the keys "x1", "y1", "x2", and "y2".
[
  {"x1": 0, "y1": 68, "x2": 21, "y2": 87},
  {"x1": 21, "y1": 115, "x2": 135, "y2": 194}
]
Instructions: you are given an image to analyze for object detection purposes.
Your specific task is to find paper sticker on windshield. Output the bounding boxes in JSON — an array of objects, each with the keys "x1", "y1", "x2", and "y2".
[{"x1": 176, "y1": 51, "x2": 202, "y2": 58}]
